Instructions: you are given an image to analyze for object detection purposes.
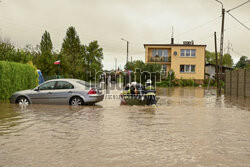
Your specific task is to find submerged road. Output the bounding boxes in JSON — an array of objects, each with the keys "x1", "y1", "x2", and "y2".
[{"x1": 0, "y1": 87, "x2": 250, "y2": 167}]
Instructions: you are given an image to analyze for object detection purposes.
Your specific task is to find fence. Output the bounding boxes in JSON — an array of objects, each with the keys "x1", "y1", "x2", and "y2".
[{"x1": 225, "y1": 69, "x2": 250, "y2": 98}]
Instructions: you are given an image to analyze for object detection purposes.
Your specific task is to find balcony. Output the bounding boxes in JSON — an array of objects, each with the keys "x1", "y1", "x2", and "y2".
[{"x1": 149, "y1": 56, "x2": 171, "y2": 63}]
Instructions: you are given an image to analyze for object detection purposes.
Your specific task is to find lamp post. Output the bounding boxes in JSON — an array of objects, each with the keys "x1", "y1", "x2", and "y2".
[
  {"x1": 86, "y1": 50, "x2": 90, "y2": 81},
  {"x1": 121, "y1": 38, "x2": 129, "y2": 65},
  {"x1": 215, "y1": 0, "x2": 225, "y2": 95}
]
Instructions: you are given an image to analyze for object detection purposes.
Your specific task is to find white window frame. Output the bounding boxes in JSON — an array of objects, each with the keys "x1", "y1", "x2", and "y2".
[
  {"x1": 180, "y1": 49, "x2": 196, "y2": 57},
  {"x1": 180, "y1": 65, "x2": 196, "y2": 73}
]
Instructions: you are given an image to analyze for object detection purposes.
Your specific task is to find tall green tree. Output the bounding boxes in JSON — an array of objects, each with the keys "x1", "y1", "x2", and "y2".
[
  {"x1": 36, "y1": 31, "x2": 56, "y2": 76},
  {"x1": 85, "y1": 40, "x2": 103, "y2": 75},
  {"x1": 40, "y1": 31, "x2": 53, "y2": 54},
  {"x1": 61, "y1": 26, "x2": 83, "y2": 78},
  {"x1": 235, "y1": 56, "x2": 249, "y2": 69}
]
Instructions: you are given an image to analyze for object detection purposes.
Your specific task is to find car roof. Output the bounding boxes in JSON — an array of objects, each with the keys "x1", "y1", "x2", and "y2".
[{"x1": 45, "y1": 78, "x2": 81, "y2": 82}]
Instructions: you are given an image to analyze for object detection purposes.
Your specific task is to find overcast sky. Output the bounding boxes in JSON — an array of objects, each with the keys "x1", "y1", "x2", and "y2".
[{"x1": 0, "y1": 0, "x2": 249, "y2": 70}]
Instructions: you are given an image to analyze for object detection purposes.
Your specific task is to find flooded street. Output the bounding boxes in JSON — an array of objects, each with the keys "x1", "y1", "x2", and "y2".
[{"x1": 0, "y1": 87, "x2": 250, "y2": 167}]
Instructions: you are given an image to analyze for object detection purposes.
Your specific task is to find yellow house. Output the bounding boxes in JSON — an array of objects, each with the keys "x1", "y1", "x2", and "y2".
[{"x1": 144, "y1": 40, "x2": 206, "y2": 84}]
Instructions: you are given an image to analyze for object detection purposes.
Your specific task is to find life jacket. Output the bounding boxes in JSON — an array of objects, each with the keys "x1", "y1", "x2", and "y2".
[{"x1": 146, "y1": 86, "x2": 155, "y2": 90}]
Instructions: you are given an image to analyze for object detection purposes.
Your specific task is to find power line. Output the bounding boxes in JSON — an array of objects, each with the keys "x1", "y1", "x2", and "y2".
[
  {"x1": 146, "y1": 16, "x2": 220, "y2": 43},
  {"x1": 227, "y1": 12, "x2": 250, "y2": 30},
  {"x1": 225, "y1": 19, "x2": 250, "y2": 31},
  {"x1": 175, "y1": 16, "x2": 221, "y2": 37},
  {"x1": 227, "y1": 0, "x2": 250, "y2": 12},
  {"x1": 231, "y1": 48, "x2": 249, "y2": 58}
]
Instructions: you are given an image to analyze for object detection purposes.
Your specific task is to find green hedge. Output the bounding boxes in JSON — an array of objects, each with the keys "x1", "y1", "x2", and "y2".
[{"x1": 0, "y1": 61, "x2": 38, "y2": 100}]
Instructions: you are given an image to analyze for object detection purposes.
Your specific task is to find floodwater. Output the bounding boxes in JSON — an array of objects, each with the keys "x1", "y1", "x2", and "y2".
[{"x1": 0, "y1": 87, "x2": 250, "y2": 167}]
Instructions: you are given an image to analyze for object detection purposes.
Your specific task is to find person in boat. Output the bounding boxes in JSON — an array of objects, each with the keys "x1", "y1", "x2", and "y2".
[
  {"x1": 130, "y1": 82, "x2": 137, "y2": 95},
  {"x1": 145, "y1": 79, "x2": 155, "y2": 92},
  {"x1": 124, "y1": 83, "x2": 131, "y2": 94},
  {"x1": 145, "y1": 79, "x2": 157, "y2": 105}
]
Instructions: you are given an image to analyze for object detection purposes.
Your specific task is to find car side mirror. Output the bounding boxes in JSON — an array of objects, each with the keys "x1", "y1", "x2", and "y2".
[{"x1": 34, "y1": 88, "x2": 39, "y2": 91}]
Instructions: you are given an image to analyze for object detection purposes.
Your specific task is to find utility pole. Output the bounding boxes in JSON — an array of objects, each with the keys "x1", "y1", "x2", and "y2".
[
  {"x1": 216, "y1": 0, "x2": 225, "y2": 95},
  {"x1": 131, "y1": 56, "x2": 132, "y2": 62},
  {"x1": 214, "y1": 32, "x2": 219, "y2": 92},
  {"x1": 121, "y1": 38, "x2": 129, "y2": 65}
]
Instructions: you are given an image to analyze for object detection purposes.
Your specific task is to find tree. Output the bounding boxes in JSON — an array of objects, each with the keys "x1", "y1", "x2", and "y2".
[
  {"x1": 124, "y1": 60, "x2": 161, "y2": 84},
  {"x1": 0, "y1": 41, "x2": 33, "y2": 63},
  {"x1": 222, "y1": 54, "x2": 233, "y2": 68},
  {"x1": 235, "y1": 56, "x2": 248, "y2": 69},
  {"x1": 85, "y1": 40, "x2": 104, "y2": 81},
  {"x1": 205, "y1": 50, "x2": 216, "y2": 64},
  {"x1": 35, "y1": 31, "x2": 56, "y2": 76},
  {"x1": 205, "y1": 50, "x2": 233, "y2": 68},
  {"x1": 124, "y1": 60, "x2": 161, "y2": 72},
  {"x1": 61, "y1": 26, "x2": 83, "y2": 78},
  {"x1": 40, "y1": 31, "x2": 53, "y2": 55},
  {"x1": 0, "y1": 41, "x2": 16, "y2": 61}
]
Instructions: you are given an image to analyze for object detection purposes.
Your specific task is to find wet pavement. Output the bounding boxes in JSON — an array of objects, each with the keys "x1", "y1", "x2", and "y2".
[{"x1": 0, "y1": 87, "x2": 250, "y2": 167}]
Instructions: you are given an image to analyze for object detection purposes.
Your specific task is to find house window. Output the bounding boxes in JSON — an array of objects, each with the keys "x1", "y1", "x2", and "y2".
[
  {"x1": 152, "y1": 49, "x2": 157, "y2": 57},
  {"x1": 180, "y1": 65, "x2": 185, "y2": 72},
  {"x1": 191, "y1": 49, "x2": 196, "y2": 57},
  {"x1": 163, "y1": 50, "x2": 168, "y2": 62},
  {"x1": 151, "y1": 49, "x2": 168, "y2": 62},
  {"x1": 185, "y1": 65, "x2": 190, "y2": 72},
  {"x1": 191, "y1": 65, "x2": 195, "y2": 72},
  {"x1": 158, "y1": 50, "x2": 162, "y2": 57},
  {"x1": 186, "y1": 49, "x2": 190, "y2": 56},
  {"x1": 181, "y1": 49, "x2": 185, "y2": 57},
  {"x1": 180, "y1": 49, "x2": 196, "y2": 57},
  {"x1": 180, "y1": 65, "x2": 196, "y2": 73}
]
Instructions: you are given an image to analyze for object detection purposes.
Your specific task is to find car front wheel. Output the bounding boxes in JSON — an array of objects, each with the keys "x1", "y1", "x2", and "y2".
[
  {"x1": 17, "y1": 96, "x2": 29, "y2": 105},
  {"x1": 70, "y1": 97, "x2": 83, "y2": 106}
]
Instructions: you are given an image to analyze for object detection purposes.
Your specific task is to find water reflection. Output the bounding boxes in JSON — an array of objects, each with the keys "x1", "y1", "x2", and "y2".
[
  {"x1": 0, "y1": 103, "x2": 22, "y2": 135},
  {"x1": 224, "y1": 95, "x2": 250, "y2": 111},
  {"x1": 0, "y1": 87, "x2": 250, "y2": 167}
]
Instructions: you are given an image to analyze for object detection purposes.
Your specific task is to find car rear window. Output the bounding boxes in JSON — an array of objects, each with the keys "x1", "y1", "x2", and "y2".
[
  {"x1": 76, "y1": 81, "x2": 93, "y2": 87},
  {"x1": 55, "y1": 81, "x2": 74, "y2": 89}
]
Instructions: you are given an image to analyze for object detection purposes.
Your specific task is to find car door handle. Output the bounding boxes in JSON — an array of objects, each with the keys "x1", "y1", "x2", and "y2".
[
  {"x1": 47, "y1": 92, "x2": 52, "y2": 95},
  {"x1": 68, "y1": 91, "x2": 72, "y2": 93}
]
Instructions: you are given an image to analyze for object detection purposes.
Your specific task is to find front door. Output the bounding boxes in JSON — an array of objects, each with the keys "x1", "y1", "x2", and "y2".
[{"x1": 29, "y1": 81, "x2": 56, "y2": 104}]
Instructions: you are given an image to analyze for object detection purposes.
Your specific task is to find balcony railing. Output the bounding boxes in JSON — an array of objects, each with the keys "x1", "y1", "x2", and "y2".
[{"x1": 149, "y1": 56, "x2": 171, "y2": 62}]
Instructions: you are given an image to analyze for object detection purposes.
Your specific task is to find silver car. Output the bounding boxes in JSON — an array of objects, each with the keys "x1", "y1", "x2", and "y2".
[{"x1": 10, "y1": 79, "x2": 104, "y2": 105}]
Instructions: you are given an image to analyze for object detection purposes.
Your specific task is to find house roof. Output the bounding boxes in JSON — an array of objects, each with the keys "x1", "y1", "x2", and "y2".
[
  {"x1": 247, "y1": 60, "x2": 250, "y2": 65},
  {"x1": 205, "y1": 63, "x2": 233, "y2": 69},
  {"x1": 143, "y1": 44, "x2": 207, "y2": 48}
]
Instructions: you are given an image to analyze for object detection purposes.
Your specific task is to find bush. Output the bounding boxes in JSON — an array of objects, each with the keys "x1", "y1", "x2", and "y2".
[
  {"x1": 0, "y1": 61, "x2": 38, "y2": 100},
  {"x1": 203, "y1": 79, "x2": 218, "y2": 87}
]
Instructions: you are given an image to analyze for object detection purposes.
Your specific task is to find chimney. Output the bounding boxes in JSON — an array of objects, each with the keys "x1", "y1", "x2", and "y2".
[
  {"x1": 171, "y1": 37, "x2": 174, "y2": 44},
  {"x1": 171, "y1": 26, "x2": 174, "y2": 44}
]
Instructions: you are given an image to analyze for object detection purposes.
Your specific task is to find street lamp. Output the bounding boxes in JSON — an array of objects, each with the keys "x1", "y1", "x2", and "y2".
[
  {"x1": 121, "y1": 38, "x2": 129, "y2": 65},
  {"x1": 215, "y1": 0, "x2": 223, "y2": 8}
]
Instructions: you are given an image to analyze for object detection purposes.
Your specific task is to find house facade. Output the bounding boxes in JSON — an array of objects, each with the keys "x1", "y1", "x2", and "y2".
[{"x1": 144, "y1": 40, "x2": 206, "y2": 84}]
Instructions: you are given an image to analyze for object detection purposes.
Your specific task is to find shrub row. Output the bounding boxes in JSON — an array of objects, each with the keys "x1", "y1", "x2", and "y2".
[
  {"x1": 0, "y1": 61, "x2": 38, "y2": 100},
  {"x1": 157, "y1": 78, "x2": 198, "y2": 87}
]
